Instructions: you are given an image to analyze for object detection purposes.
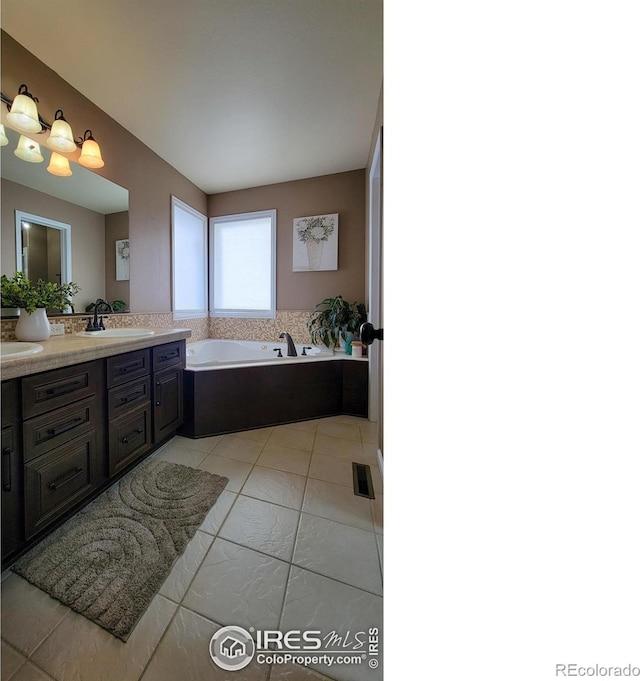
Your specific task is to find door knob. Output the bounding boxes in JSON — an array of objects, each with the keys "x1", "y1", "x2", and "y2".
[{"x1": 359, "y1": 322, "x2": 383, "y2": 346}]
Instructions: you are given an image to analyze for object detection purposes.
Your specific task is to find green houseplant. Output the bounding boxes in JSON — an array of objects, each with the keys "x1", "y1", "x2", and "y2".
[
  {"x1": 307, "y1": 295, "x2": 367, "y2": 349},
  {"x1": 1, "y1": 272, "x2": 80, "y2": 341}
]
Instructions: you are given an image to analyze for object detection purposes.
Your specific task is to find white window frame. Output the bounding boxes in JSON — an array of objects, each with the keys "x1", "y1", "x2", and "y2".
[
  {"x1": 209, "y1": 209, "x2": 277, "y2": 319},
  {"x1": 171, "y1": 196, "x2": 208, "y2": 319}
]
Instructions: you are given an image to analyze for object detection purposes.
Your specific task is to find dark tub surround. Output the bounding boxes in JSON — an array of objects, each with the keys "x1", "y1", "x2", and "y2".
[{"x1": 180, "y1": 358, "x2": 368, "y2": 438}]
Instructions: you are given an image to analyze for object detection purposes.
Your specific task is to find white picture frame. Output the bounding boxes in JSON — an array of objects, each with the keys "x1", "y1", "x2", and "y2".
[
  {"x1": 293, "y1": 213, "x2": 338, "y2": 271},
  {"x1": 115, "y1": 239, "x2": 130, "y2": 281}
]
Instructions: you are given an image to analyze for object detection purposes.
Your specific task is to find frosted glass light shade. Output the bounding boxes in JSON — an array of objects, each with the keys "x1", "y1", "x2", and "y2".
[
  {"x1": 78, "y1": 138, "x2": 104, "y2": 168},
  {"x1": 47, "y1": 152, "x2": 72, "y2": 176},
  {"x1": 7, "y1": 93, "x2": 41, "y2": 133},
  {"x1": 47, "y1": 115, "x2": 76, "y2": 152},
  {"x1": 0, "y1": 125, "x2": 8, "y2": 146},
  {"x1": 14, "y1": 135, "x2": 43, "y2": 163}
]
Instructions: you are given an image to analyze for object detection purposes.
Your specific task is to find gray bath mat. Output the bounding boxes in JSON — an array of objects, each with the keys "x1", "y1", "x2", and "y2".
[{"x1": 13, "y1": 459, "x2": 228, "y2": 641}]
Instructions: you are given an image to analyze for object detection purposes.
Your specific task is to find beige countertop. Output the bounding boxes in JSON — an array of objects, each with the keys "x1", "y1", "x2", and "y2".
[{"x1": 0, "y1": 328, "x2": 192, "y2": 380}]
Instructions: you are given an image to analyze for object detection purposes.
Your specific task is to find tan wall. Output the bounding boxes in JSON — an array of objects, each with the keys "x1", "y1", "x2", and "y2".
[
  {"x1": 209, "y1": 169, "x2": 366, "y2": 311},
  {"x1": 105, "y1": 211, "x2": 130, "y2": 307},
  {"x1": 1, "y1": 178, "x2": 106, "y2": 311},
  {"x1": 1, "y1": 31, "x2": 207, "y2": 313}
]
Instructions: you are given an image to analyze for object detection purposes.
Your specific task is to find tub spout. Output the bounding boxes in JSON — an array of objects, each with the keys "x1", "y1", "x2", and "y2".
[{"x1": 279, "y1": 332, "x2": 297, "y2": 357}]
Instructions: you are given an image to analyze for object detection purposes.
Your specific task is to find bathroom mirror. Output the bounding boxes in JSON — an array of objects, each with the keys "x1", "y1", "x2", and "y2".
[{"x1": 1, "y1": 126, "x2": 129, "y2": 312}]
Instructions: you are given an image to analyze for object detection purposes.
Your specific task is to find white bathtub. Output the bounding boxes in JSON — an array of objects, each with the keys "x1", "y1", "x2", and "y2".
[{"x1": 185, "y1": 338, "x2": 332, "y2": 370}]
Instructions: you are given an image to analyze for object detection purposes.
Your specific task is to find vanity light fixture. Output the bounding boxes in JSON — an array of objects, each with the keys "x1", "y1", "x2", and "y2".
[
  {"x1": 5, "y1": 84, "x2": 41, "y2": 133},
  {"x1": 14, "y1": 134, "x2": 44, "y2": 163},
  {"x1": 47, "y1": 110, "x2": 76, "y2": 152},
  {"x1": 47, "y1": 151, "x2": 73, "y2": 176},
  {"x1": 1, "y1": 84, "x2": 106, "y2": 173},
  {"x1": 77, "y1": 130, "x2": 104, "y2": 168}
]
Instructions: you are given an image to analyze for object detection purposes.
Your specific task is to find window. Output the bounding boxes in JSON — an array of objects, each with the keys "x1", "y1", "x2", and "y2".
[
  {"x1": 171, "y1": 197, "x2": 208, "y2": 318},
  {"x1": 209, "y1": 209, "x2": 276, "y2": 318}
]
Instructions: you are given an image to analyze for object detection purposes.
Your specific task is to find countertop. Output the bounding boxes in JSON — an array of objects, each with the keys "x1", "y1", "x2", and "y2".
[{"x1": 0, "y1": 328, "x2": 192, "y2": 380}]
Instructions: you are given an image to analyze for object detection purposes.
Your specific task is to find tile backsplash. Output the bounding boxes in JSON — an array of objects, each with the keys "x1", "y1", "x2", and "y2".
[{"x1": 1, "y1": 310, "x2": 313, "y2": 344}]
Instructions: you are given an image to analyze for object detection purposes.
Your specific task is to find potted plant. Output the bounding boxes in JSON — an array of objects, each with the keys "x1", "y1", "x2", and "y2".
[
  {"x1": 1, "y1": 272, "x2": 80, "y2": 341},
  {"x1": 307, "y1": 295, "x2": 368, "y2": 350}
]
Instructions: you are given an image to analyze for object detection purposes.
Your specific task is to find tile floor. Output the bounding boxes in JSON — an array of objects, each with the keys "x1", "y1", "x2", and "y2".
[{"x1": 1, "y1": 415, "x2": 383, "y2": 681}]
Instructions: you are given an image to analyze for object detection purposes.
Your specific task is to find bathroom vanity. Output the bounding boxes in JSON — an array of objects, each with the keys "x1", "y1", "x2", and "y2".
[{"x1": 0, "y1": 328, "x2": 189, "y2": 567}]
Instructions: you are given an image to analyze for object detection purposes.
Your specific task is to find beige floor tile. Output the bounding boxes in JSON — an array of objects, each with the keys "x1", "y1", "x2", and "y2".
[
  {"x1": 268, "y1": 427, "x2": 315, "y2": 451},
  {"x1": 371, "y1": 494, "x2": 383, "y2": 534},
  {"x1": 159, "y1": 530, "x2": 214, "y2": 603},
  {"x1": 312, "y1": 434, "x2": 363, "y2": 460},
  {"x1": 326, "y1": 415, "x2": 369, "y2": 426},
  {"x1": 359, "y1": 420, "x2": 378, "y2": 444},
  {"x1": 198, "y1": 490, "x2": 238, "y2": 536},
  {"x1": 1, "y1": 573, "x2": 69, "y2": 657},
  {"x1": 308, "y1": 453, "x2": 353, "y2": 487},
  {"x1": 256, "y1": 444, "x2": 311, "y2": 476},
  {"x1": 213, "y1": 434, "x2": 264, "y2": 464},
  {"x1": 183, "y1": 538, "x2": 289, "y2": 632},
  {"x1": 9, "y1": 663, "x2": 56, "y2": 681},
  {"x1": 274, "y1": 420, "x2": 319, "y2": 433},
  {"x1": 316, "y1": 421, "x2": 361, "y2": 441},
  {"x1": 170, "y1": 434, "x2": 224, "y2": 453},
  {"x1": 197, "y1": 454, "x2": 253, "y2": 492},
  {"x1": 303, "y1": 478, "x2": 374, "y2": 532},
  {"x1": 30, "y1": 594, "x2": 177, "y2": 681},
  {"x1": 220, "y1": 496, "x2": 300, "y2": 561},
  {"x1": 1, "y1": 640, "x2": 26, "y2": 680},
  {"x1": 241, "y1": 466, "x2": 307, "y2": 510},
  {"x1": 235, "y1": 426, "x2": 274, "y2": 442},
  {"x1": 280, "y1": 567, "x2": 383, "y2": 681},
  {"x1": 270, "y1": 662, "x2": 336, "y2": 680},
  {"x1": 376, "y1": 534, "x2": 383, "y2": 576},
  {"x1": 293, "y1": 514, "x2": 382, "y2": 595},
  {"x1": 141, "y1": 607, "x2": 270, "y2": 681},
  {"x1": 154, "y1": 441, "x2": 209, "y2": 469}
]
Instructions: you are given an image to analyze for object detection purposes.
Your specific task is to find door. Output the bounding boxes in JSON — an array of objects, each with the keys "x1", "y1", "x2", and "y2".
[{"x1": 368, "y1": 128, "x2": 383, "y2": 466}]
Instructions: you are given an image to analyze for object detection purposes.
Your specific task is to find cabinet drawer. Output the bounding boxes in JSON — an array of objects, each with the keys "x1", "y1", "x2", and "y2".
[
  {"x1": 24, "y1": 429, "x2": 102, "y2": 540},
  {"x1": 108, "y1": 404, "x2": 151, "y2": 477},
  {"x1": 23, "y1": 397, "x2": 98, "y2": 463},
  {"x1": 22, "y1": 362, "x2": 99, "y2": 420},
  {"x1": 107, "y1": 349, "x2": 151, "y2": 388},
  {"x1": 152, "y1": 341, "x2": 185, "y2": 372},
  {"x1": 108, "y1": 376, "x2": 150, "y2": 420}
]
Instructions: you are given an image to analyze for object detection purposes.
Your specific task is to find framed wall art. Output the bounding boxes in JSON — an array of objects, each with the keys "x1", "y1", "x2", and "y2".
[
  {"x1": 115, "y1": 238, "x2": 130, "y2": 281},
  {"x1": 293, "y1": 213, "x2": 338, "y2": 271}
]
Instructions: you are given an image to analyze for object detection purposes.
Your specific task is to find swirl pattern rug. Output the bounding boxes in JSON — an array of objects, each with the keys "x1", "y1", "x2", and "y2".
[{"x1": 13, "y1": 460, "x2": 228, "y2": 641}]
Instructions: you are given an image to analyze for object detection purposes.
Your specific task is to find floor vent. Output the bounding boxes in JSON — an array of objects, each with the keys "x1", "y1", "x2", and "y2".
[{"x1": 352, "y1": 462, "x2": 375, "y2": 499}]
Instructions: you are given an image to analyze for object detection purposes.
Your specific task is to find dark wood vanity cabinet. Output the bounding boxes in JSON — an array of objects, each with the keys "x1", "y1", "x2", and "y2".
[
  {"x1": 21, "y1": 361, "x2": 106, "y2": 541},
  {"x1": 2, "y1": 380, "x2": 22, "y2": 560},
  {"x1": 1, "y1": 336, "x2": 187, "y2": 566}
]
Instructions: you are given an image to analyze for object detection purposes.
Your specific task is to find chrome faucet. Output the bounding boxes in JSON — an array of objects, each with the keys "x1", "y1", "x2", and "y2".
[{"x1": 279, "y1": 332, "x2": 297, "y2": 357}]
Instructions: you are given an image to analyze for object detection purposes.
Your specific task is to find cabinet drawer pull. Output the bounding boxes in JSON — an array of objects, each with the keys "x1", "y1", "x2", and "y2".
[
  {"x1": 117, "y1": 360, "x2": 144, "y2": 375},
  {"x1": 121, "y1": 428, "x2": 144, "y2": 444},
  {"x1": 49, "y1": 466, "x2": 84, "y2": 491},
  {"x1": 158, "y1": 349, "x2": 179, "y2": 362},
  {"x1": 46, "y1": 416, "x2": 85, "y2": 437},
  {"x1": 2, "y1": 447, "x2": 12, "y2": 492},
  {"x1": 45, "y1": 379, "x2": 84, "y2": 396},
  {"x1": 117, "y1": 387, "x2": 145, "y2": 405}
]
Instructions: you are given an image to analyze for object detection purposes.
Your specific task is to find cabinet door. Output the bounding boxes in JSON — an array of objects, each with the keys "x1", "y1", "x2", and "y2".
[
  {"x1": 108, "y1": 404, "x2": 151, "y2": 477},
  {"x1": 1, "y1": 427, "x2": 22, "y2": 560},
  {"x1": 153, "y1": 367, "x2": 183, "y2": 443}
]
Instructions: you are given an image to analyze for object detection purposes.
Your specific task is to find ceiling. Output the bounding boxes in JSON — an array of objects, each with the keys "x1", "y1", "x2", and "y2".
[{"x1": 1, "y1": 0, "x2": 383, "y2": 195}]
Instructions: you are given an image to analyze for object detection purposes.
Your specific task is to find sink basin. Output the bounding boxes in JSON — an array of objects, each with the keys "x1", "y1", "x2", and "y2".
[
  {"x1": 0, "y1": 342, "x2": 45, "y2": 359},
  {"x1": 76, "y1": 328, "x2": 155, "y2": 338}
]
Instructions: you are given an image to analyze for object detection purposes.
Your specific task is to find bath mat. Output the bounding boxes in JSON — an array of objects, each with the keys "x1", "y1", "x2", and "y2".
[{"x1": 13, "y1": 459, "x2": 228, "y2": 641}]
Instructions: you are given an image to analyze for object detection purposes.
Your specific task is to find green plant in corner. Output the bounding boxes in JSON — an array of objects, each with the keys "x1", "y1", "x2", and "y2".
[
  {"x1": 0, "y1": 272, "x2": 80, "y2": 314},
  {"x1": 307, "y1": 295, "x2": 368, "y2": 349}
]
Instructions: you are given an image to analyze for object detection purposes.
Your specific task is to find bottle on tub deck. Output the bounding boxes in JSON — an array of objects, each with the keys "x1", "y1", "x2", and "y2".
[{"x1": 351, "y1": 341, "x2": 364, "y2": 358}]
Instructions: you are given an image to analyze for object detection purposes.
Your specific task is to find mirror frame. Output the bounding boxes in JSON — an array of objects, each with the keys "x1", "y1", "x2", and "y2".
[{"x1": 15, "y1": 210, "x2": 72, "y2": 284}]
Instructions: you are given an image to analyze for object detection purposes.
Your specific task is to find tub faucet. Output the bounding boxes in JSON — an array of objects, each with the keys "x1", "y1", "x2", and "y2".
[{"x1": 279, "y1": 332, "x2": 297, "y2": 357}]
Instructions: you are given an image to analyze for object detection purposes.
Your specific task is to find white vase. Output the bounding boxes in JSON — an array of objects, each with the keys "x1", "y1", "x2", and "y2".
[
  {"x1": 15, "y1": 308, "x2": 51, "y2": 341},
  {"x1": 306, "y1": 241, "x2": 324, "y2": 270}
]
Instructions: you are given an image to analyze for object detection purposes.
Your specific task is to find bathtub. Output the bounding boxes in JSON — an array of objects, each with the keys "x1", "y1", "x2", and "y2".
[
  {"x1": 180, "y1": 339, "x2": 368, "y2": 437},
  {"x1": 186, "y1": 338, "x2": 330, "y2": 369}
]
